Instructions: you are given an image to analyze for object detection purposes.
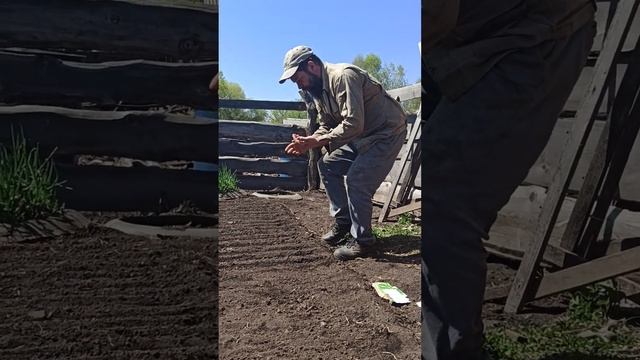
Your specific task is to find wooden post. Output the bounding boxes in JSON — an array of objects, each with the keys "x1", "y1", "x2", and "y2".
[{"x1": 300, "y1": 90, "x2": 321, "y2": 190}]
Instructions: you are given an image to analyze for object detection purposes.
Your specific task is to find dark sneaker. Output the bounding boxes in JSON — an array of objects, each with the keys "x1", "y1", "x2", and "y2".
[
  {"x1": 333, "y1": 238, "x2": 374, "y2": 261},
  {"x1": 322, "y1": 223, "x2": 351, "y2": 246}
]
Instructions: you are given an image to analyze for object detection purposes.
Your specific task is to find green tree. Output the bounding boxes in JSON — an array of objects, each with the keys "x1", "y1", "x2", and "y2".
[
  {"x1": 352, "y1": 54, "x2": 420, "y2": 113},
  {"x1": 267, "y1": 108, "x2": 307, "y2": 125},
  {"x1": 218, "y1": 72, "x2": 267, "y2": 121},
  {"x1": 353, "y1": 53, "x2": 407, "y2": 90}
]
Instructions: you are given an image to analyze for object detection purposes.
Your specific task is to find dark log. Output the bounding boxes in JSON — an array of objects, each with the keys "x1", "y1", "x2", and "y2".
[
  {"x1": 0, "y1": 0, "x2": 217, "y2": 61},
  {"x1": 219, "y1": 99, "x2": 306, "y2": 111},
  {"x1": 219, "y1": 120, "x2": 305, "y2": 142},
  {"x1": 56, "y1": 164, "x2": 217, "y2": 212},
  {"x1": 220, "y1": 156, "x2": 308, "y2": 177},
  {"x1": 0, "y1": 105, "x2": 217, "y2": 162},
  {"x1": 218, "y1": 138, "x2": 293, "y2": 158},
  {"x1": 0, "y1": 51, "x2": 217, "y2": 109}
]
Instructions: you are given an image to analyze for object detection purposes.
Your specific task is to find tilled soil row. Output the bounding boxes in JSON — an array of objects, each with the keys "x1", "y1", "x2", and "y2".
[
  {"x1": 0, "y1": 226, "x2": 216, "y2": 360},
  {"x1": 219, "y1": 197, "x2": 420, "y2": 360}
]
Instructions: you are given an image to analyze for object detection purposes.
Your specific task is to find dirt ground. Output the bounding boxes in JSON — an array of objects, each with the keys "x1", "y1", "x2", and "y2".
[
  {"x1": 218, "y1": 190, "x2": 581, "y2": 360},
  {"x1": 0, "y1": 218, "x2": 217, "y2": 359},
  {"x1": 219, "y1": 192, "x2": 421, "y2": 360}
]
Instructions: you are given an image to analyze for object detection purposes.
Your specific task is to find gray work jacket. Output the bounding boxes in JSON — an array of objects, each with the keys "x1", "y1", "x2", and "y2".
[{"x1": 310, "y1": 63, "x2": 407, "y2": 154}]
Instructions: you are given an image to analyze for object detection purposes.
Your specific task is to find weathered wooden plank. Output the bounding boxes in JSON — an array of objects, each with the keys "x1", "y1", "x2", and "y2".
[
  {"x1": 0, "y1": 106, "x2": 217, "y2": 162},
  {"x1": 56, "y1": 164, "x2": 217, "y2": 212},
  {"x1": 219, "y1": 156, "x2": 308, "y2": 177},
  {"x1": 0, "y1": 51, "x2": 217, "y2": 109},
  {"x1": 236, "y1": 175, "x2": 307, "y2": 191},
  {"x1": 387, "y1": 83, "x2": 422, "y2": 102},
  {"x1": 219, "y1": 138, "x2": 291, "y2": 158},
  {"x1": 219, "y1": 99, "x2": 306, "y2": 111},
  {"x1": 504, "y1": 0, "x2": 639, "y2": 313},
  {"x1": 534, "y1": 246, "x2": 640, "y2": 299},
  {"x1": 490, "y1": 185, "x2": 640, "y2": 261},
  {"x1": 219, "y1": 120, "x2": 305, "y2": 142},
  {"x1": 387, "y1": 201, "x2": 421, "y2": 218},
  {"x1": 301, "y1": 90, "x2": 321, "y2": 190},
  {"x1": 525, "y1": 118, "x2": 640, "y2": 202},
  {"x1": 0, "y1": 1, "x2": 217, "y2": 61}
]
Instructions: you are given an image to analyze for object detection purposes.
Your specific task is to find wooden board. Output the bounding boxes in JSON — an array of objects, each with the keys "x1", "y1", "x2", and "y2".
[
  {"x1": 219, "y1": 138, "x2": 292, "y2": 158},
  {"x1": 219, "y1": 99, "x2": 306, "y2": 111},
  {"x1": 219, "y1": 156, "x2": 308, "y2": 177},
  {"x1": 387, "y1": 83, "x2": 421, "y2": 102},
  {"x1": 56, "y1": 164, "x2": 217, "y2": 212},
  {"x1": 0, "y1": 1, "x2": 217, "y2": 61},
  {"x1": 535, "y1": 246, "x2": 640, "y2": 299},
  {"x1": 0, "y1": 106, "x2": 217, "y2": 162},
  {"x1": 0, "y1": 51, "x2": 217, "y2": 109},
  {"x1": 525, "y1": 118, "x2": 640, "y2": 202},
  {"x1": 219, "y1": 120, "x2": 305, "y2": 142},
  {"x1": 490, "y1": 185, "x2": 640, "y2": 265}
]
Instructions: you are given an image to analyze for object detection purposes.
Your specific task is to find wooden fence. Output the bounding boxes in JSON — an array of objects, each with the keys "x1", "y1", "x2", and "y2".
[
  {"x1": 218, "y1": 83, "x2": 422, "y2": 193},
  {"x1": 488, "y1": 1, "x2": 640, "y2": 264},
  {"x1": 0, "y1": 1, "x2": 218, "y2": 212}
]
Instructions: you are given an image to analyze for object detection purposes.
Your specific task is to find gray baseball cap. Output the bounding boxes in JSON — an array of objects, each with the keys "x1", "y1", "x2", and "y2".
[{"x1": 278, "y1": 45, "x2": 314, "y2": 84}]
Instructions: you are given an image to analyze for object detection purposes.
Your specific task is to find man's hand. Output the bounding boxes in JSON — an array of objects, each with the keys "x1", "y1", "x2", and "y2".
[{"x1": 285, "y1": 134, "x2": 323, "y2": 156}]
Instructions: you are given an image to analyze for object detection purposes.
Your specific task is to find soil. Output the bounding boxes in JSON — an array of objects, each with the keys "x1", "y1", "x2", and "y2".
[
  {"x1": 218, "y1": 190, "x2": 578, "y2": 359},
  {"x1": 219, "y1": 191, "x2": 420, "y2": 360},
  {"x1": 0, "y1": 217, "x2": 217, "y2": 359}
]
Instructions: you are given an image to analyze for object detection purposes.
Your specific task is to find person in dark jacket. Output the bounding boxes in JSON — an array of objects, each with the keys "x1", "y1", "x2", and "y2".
[{"x1": 421, "y1": 1, "x2": 596, "y2": 358}]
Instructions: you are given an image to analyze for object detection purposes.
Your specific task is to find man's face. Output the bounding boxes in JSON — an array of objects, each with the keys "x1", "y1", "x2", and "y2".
[{"x1": 291, "y1": 67, "x2": 321, "y2": 93}]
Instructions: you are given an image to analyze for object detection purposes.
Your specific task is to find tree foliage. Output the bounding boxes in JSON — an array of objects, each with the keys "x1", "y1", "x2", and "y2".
[
  {"x1": 267, "y1": 108, "x2": 307, "y2": 125},
  {"x1": 218, "y1": 72, "x2": 267, "y2": 121},
  {"x1": 353, "y1": 53, "x2": 407, "y2": 90},
  {"x1": 353, "y1": 54, "x2": 420, "y2": 113}
]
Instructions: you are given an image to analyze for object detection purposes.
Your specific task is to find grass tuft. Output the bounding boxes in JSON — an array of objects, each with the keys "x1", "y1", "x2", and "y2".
[
  {"x1": 484, "y1": 283, "x2": 640, "y2": 360},
  {"x1": 218, "y1": 164, "x2": 239, "y2": 194},
  {"x1": 372, "y1": 213, "x2": 421, "y2": 238},
  {"x1": 0, "y1": 131, "x2": 62, "y2": 226}
]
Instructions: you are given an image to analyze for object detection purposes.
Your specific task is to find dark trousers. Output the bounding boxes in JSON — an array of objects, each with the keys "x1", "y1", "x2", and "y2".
[{"x1": 421, "y1": 22, "x2": 596, "y2": 360}]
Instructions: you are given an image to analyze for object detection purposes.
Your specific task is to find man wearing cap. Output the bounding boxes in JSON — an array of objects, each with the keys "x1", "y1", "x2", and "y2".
[
  {"x1": 279, "y1": 45, "x2": 407, "y2": 261},
  {"x1": 421, "y1": 0, "x2": 596, "y2": 359}
]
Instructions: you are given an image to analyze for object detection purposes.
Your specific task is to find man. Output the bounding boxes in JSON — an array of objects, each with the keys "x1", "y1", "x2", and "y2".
[
  {"x1": 279, "y1": 46, "x2": 407, "y2": 261},
  {"x1": 421, "y1": 0, "x2": 596, "y2": 359}
]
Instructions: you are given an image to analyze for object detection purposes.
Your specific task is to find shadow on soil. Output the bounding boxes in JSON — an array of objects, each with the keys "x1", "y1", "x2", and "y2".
[
  {"x1": 541, "y1": 354, "x2": 632, "y2": 360},
  {"x1": 372, "y1": 235, "x2": 421, "y2": 265}
]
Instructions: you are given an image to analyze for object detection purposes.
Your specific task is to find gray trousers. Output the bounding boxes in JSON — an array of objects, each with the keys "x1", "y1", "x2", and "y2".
[
  {"x1": 318, "y1": 131, "x2": 406, "y2": 243},
  {"x1": 421, "y1": 23, "x2": 595, "y2": 359}
]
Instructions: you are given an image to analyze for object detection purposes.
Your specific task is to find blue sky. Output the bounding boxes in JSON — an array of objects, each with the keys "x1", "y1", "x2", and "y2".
[{"x1": 220, "y1": 0, "x2": 421, "y2": 101}]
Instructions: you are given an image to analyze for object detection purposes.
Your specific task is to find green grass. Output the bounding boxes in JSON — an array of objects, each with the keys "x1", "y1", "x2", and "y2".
[
  {"x1": 372, "y1": 213, "x2": 421, "y2": 238},
  {"x1": 484, "y1": 283, "x2": 640, "y2": 360},
  {"x1": 218, "y1": 164, "x2": 239, "y2": 194},
  {"x1": 0, "y1": 132, "x2": 62, "y2": 226}
]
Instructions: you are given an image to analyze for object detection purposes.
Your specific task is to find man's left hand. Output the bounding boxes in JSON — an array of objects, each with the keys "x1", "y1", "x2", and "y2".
[{"x1": 285, "y1": 134, "x2": 322, "y2": 156}]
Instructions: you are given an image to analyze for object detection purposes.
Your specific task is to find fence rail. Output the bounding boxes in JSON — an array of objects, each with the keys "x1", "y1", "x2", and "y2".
[
  {"x1": 219, "y1": 83, "x2": 422, "y2": 192},
  {"x1": 0, "y1": 1, "x2": 218, "y2": 212},
  {"x1": 0, "y1": 0, "x2": 217, "y2": 61}
]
